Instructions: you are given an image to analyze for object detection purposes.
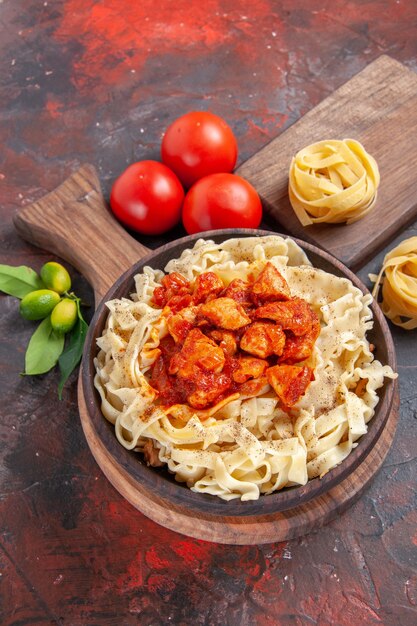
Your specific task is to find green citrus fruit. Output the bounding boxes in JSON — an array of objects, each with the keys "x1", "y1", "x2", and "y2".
[
  {"x1": 20, "y1": 289, "x2": 61, "y2": 321},
  {"x1": 50, "y1": 298, "x2": 77, "y2": 333},
  {"x1": 40, "y1": 261, "x2": 71, "y2": 294}
]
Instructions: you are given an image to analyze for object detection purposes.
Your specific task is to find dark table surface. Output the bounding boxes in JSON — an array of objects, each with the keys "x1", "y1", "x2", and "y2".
[{"x1": 1, "y1": 1, "x2": 416, "y2": 625}]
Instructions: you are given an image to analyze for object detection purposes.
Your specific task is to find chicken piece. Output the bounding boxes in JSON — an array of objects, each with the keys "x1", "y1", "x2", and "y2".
[
  {"x1": 267, "y1": 364, "x2": 313, "y2": 407},
  {"x1": 167, "y1": 306, "x2": 198, "y2": 343},
  {"x1": 240, "y1": 321, "x2": 286, "y2": 358},
  {"x1": 198, "y1": 297, "x2": 251, "y2": 330},
  {"x1": 251, "y1": 262, "x2": 291, "y2": 305},
  {"x1": 222, "y1": 279, "x2": 252, "y2": 307},
  {"x1": 232, "y1": 357, "x2": 268, "y2": 383},
  {"x1": 187, "y1": 372, "x2": 231, "y2": 409},
  {"x1": 279, "y1": 334, "x2": 314, "y2": 363},
  {"x1": 193, "y1": 271, "x2": 224, "y2": 303},
  {"x1": 169, "y1": 328, "x2": 225, "y2": 379},
  {"x1": 254, "y1": 297, "x2": 315, "y2": 336},
  {"x1": 279, "y1": 313, "x2": 321, "y2": 364},
  {"x1": 166, "y1": 294, "x2": 194, "y2": 314},
  {"x1": 143, "y1": 439, "x2": 164, "y2": 467},
  {"x1": 210, "y1": 329, "x2": 238, "y2": 355},
  {"x1": 239, "y1": 375, "x2": 269, "y2": 397},
  {"x1": 152, "y1": 272, "x2": 191, "y2": 308}
]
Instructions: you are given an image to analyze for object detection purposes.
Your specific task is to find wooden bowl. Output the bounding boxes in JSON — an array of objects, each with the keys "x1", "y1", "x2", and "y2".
[
  {"x1": 80, "y1": 229, "x2": 397, "y2": 544},
  {"x1": 14, "y1": 165, "x2": 398, "y2": 544}
]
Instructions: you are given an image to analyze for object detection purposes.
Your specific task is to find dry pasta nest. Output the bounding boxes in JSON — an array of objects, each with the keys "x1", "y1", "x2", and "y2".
[
  {"x1": 370, "y1": 236, "x2": 417, "y2": 330},
  {"x1": 288, "y1": 139, "x2": 380, "y2": 225}
]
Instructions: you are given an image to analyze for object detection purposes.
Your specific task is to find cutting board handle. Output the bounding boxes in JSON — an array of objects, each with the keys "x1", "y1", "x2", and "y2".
[{"x1": 13, "y1": 164, "x2": 150, "y2": 304}]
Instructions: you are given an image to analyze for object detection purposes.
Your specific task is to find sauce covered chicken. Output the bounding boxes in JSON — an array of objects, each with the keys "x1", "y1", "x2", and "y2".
[{"x1": 150, "y1": 263, "x2": 319, "y2": 412}]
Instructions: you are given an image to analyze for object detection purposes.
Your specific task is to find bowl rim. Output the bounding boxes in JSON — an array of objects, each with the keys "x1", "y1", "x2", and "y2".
[{"x1": 81, "y1": 228, "x2": 397, "y2": 518}]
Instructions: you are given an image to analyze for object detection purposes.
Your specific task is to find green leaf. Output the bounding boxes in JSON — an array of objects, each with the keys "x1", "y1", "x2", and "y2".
[
  {"x1": 0, "y1": 264, "x2": 44, "y2": 298},
  {"x1": 57, "y1": 308, "x2": 88, "y2": 399},
  {"x1": 24, "y1": 316, "x2": 65, "y2": 375}
]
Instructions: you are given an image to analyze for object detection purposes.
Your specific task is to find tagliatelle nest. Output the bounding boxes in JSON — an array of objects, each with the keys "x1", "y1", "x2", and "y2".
[
  {"x1": 288, "y1": 139, "x2": 380, "y2": 226},
  {"x1": 370, "y1": 236, "x2": 417, "y2": 330}
]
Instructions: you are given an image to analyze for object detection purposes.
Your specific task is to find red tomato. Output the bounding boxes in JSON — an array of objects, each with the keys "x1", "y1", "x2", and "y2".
[
  {"x1": 182, "y1": 173, "x2": 262, "y2": 235},
  {"x1": 110, "y1": 161, "x2": 184, "y2": 235},
  {"x1": 161, "y1": 111, "x2": 238, "y2": 188}
]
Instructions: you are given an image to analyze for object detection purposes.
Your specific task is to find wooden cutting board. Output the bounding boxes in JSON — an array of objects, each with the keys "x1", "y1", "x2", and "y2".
[
  {"x1": 13, "y1": 164, "x2": 399, "y2": 544},
  {"x1": 236, "y1": 55, "x2": 417, "y2": 270},
  {"x1": 12, "y1": 56, "x2": 404, "y2": 544}
]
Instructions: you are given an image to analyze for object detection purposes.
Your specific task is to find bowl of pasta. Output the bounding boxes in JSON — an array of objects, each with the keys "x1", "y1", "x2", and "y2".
[{"x1": 80, "y1": 228, "x2": 397, "y2": 544}]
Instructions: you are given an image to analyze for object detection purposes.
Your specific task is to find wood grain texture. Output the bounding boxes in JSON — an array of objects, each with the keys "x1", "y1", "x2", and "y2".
[
  {"x1": 236, "y1": 55, "x2": 417, "y2": 270},
  {"x1": 79, "y1": 229, "x2": 398, "y2": 544},
  {"x1": 13, "y1": 164, "x2": 150, "y2": 305}
]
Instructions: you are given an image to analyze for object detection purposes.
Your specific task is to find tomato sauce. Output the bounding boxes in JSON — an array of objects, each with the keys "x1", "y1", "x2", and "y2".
[
  {"x1": 150, "y1": 337, "x2": 192, "y2": 406},
  {"x1": 149, "y1": 263, "x2": 319, "y2": 413}
]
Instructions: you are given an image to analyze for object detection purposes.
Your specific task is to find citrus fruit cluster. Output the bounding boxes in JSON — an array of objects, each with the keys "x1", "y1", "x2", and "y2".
[
  {"x1": 20, "y1": 262, "x2": 77, "y2": 333},
  {"x1": 0, "y1": 260, "x2": 88, "y2": 397}
]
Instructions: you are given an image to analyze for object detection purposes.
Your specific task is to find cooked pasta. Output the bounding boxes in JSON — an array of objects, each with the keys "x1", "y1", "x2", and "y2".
[
  {"x1": 370, "y1": 236, "x2": 417, "y2": 330},
  {"x1": 94, "y1": 236, "x2": 396, "y2": 501},
  {"x1": 288, "y1": 139, "x2": 380, "y2": 225}
]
